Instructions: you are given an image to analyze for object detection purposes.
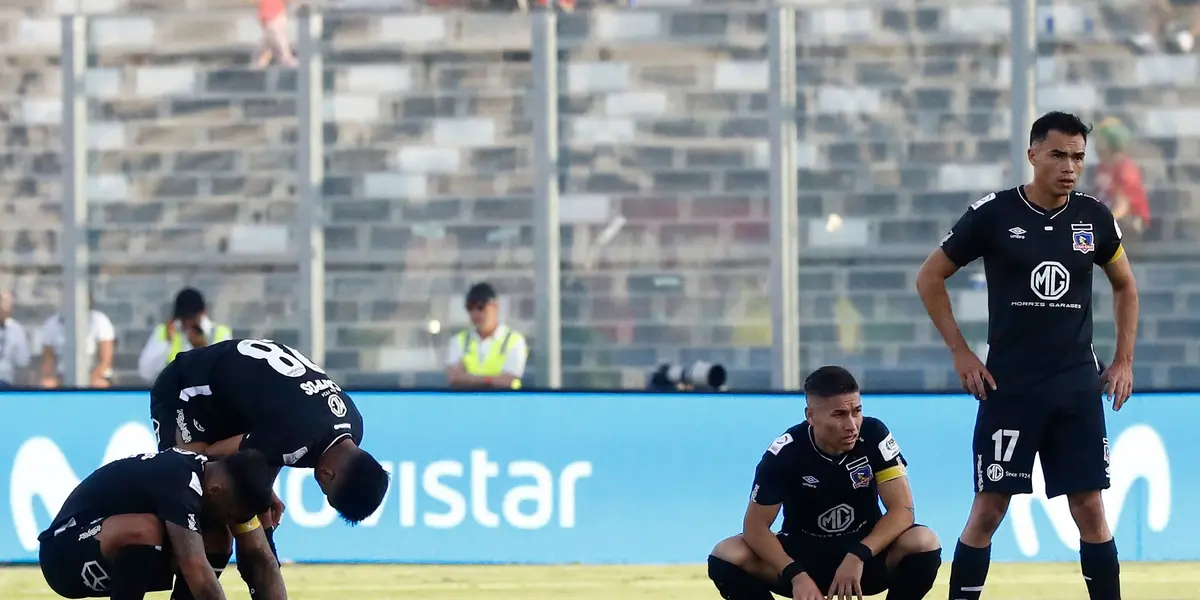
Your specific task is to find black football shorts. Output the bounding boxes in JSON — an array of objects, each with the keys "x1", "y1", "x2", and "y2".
[
  {"x1": 40, "y1": 517, "x2": 175, "y2": 598},
  {"x1": 39, "y1": 518, "x2": 110, "y2": 599},
  {"x1": 972, "y1": 390, "x2": 1110, "y2": 497},
  {"x1": 769, "y1": 532, "x2": 892, "y2": 597}
]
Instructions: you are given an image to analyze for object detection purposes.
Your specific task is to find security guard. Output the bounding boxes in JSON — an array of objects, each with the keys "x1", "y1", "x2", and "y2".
[
  {"x1": 445, "y1": 282, "x2": 528, "y2": 389},
  {"x1": 137, "y1": 288, "x2": 232, "y2": 383}
]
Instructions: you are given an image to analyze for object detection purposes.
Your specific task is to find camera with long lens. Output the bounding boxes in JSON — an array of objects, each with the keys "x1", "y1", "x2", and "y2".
[{"x1": 648, "y1": 362, "x2": 728, "y2": 392}]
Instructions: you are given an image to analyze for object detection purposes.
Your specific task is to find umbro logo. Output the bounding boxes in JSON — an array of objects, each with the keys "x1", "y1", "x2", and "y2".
[
  {"x1": 802, "y1": 475, "x2": 819, "y2": 488},
  {"x1": 1009, "y1": 227, "x2": 1026, "y2": 239}
]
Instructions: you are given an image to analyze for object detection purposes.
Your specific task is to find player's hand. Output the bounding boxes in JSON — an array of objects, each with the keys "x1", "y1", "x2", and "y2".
[
  {"x1": 826, "y1": 554, "x2": 864, "y2": 600},
  {"x1": 264, "y1": 491, "x2": 286, "y2": 528},
  {"x1": 1101, "y1": 358, "x2": 1134, "y2": 411},
  {"x1": 164, "y1": 319, "x2": 177, "y2": 340},
  {"x1": 789, "y1": 572, "x2": 823, "y2": 600},
  {"x1": 952, "y1": 348, "x2": 996, "y2": 400}
]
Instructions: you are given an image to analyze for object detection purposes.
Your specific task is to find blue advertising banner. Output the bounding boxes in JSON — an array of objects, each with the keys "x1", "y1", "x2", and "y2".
[{"x1": 0, "y1": 391, "x2": 1183, "y2": 564}]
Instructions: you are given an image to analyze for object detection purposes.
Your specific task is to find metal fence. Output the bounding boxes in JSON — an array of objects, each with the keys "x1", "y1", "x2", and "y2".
[{"x1": 6, "y1": 0, "x2": 1191, "y2": 390}]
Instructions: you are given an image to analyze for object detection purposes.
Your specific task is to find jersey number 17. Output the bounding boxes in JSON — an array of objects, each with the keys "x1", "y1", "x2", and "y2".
[{"x1": 237, "y1": 339, "x2": 327, "y2": 378}]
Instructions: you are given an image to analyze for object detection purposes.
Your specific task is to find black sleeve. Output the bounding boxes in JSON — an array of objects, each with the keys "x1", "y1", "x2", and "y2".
[
  {"x1": 860, "y1": 418, "x2": 907, "y2": 484},
  {"x1": 940, "y1": 195, "x2": 993, "y2": 267},
  {"x1": 1093, "y1": 205, "x2": 1125, "y2": 266},
  {"x1": 149, "y1": 452, "x2": 205, "y2": 532},
  {"x1": 239, "y1": 430, "x2": 287, "y2": 467},
  {"x1": 749, "y1": 432, "x2": 796, "y2": 506}
]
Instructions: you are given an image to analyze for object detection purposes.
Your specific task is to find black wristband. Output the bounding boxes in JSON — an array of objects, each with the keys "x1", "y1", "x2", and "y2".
[
  {"x1": 848, "y1": 542, "x2": 873, "y2": 563},
  {"x1": 780, "y1": 561, "x2": 806, "y2": 583}
]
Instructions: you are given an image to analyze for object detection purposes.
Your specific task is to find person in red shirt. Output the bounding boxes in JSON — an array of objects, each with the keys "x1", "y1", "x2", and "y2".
[
  {"x1": 1093, "y1": 117, "x2": 1150, "y2": 238},
  {"x1": 254, "y1": 0, "x2": 297, "y2": 68}
]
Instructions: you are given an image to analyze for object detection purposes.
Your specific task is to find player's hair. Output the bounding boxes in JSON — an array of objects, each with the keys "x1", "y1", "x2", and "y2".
[
  {"x1": 803, "y1": 365, "x2": 860, "y2": 399},
  {"x1": 328, "y1": 450, "x2": 390, "y2": 525},
  {"x1": 1029, "y1": 111, "x2": 1092, "y2": 146},
  {"x1": 221, "y1": 450, "x2": 275, "y2": 517}
]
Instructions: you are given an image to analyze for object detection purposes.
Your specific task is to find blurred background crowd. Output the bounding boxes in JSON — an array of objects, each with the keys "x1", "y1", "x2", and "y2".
[{"x1": 0, "y1": 0, "x2": 1195, "y2": 391}]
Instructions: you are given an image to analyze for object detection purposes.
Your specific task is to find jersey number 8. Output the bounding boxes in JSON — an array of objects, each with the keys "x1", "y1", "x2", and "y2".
[{"x1": 237, "y1": 339, "x2": 327, "y2": 378}]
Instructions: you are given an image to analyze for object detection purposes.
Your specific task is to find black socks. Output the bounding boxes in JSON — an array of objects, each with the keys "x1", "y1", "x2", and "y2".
[
  {"x1": 1080, "y1": 538, "x2": 1121, "y2": 600},
  {"x1": 947, "y1": 541, "x2": 990, "y2": 600}
]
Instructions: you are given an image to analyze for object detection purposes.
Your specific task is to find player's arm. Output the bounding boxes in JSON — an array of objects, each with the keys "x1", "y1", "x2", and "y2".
[
  {"x1": 203, "y1": 435, "x2": 246, "y2": 458},
  {"x1": 858, "y1": 420, "x2": 914, "y2": 555},
  {"x1": 742, "y1": 447, "x2": 800, "y2": 581},
  {"x1": 916, "y1": 204, "x2": 986, "y2": 355},
  {"x1": 232, "y1": 524, "x2": 288, "y2": 600},
  {"x1": 860, "y1": 473, "x2": 916, "y2": 556},
  {"x1": 1104, "y1": 252, "x2": 1137, "y2": 364},
  {"x1": 1099, "y1": 229, "x2": 1137, "y2": 367},
  {"x1": 742, "y1": 501, "x2": 793, "y2": 576},
  {"x1": 165, "y1": 522, "x2": 227, "y2": 600},
  {"x1": 915, "y1": 249, "x2": 973, "y2": 354}
]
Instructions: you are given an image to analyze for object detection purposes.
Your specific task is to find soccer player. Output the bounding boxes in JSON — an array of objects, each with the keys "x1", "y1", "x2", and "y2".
[
  {"x1": 38, "y1": 448, "x2": 283, "y2": 600},
  {"x1": 150, "y1": 338, "x2": 389, "y2": 600},
  {"x1": 707, "y1": 366, "x2": 942, "y2": 600},
  {"x1": 916, "y1": 111, "x2": 1138, "y2": 600}
]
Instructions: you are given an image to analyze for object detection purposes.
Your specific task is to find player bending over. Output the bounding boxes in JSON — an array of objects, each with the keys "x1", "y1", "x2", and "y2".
[
  {"x1": 917, "y1": 111, "x2": 1137, "y2": 600},
  {"x1": 38, "y1": 448, "x2": 283, "y2": 600},
  {"x1": 708, "y1": 366, "x2": 942, "y2": 600},
  {"x1": 150, "y1": 338, "x2": 389, "y2": 600}
]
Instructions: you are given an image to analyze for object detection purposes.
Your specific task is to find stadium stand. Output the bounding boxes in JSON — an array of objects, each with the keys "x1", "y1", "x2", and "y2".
[{"x1": 0, "y1": 0, "x2": 1196, "y2": 390}]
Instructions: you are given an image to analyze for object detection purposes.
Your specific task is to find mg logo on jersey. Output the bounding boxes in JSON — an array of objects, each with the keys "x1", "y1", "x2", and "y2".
[
  {"x1": 1030, "y1": 261, "x2": 1070, "y2": 301},
  {"x1": 817, "y1": 503, "x2": 855, "y2": 534}
]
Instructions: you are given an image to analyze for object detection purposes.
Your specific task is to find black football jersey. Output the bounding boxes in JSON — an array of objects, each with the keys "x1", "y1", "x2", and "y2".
[
  {"x1": 940, "y1": 187, "x2": 1123, "y2": 391},
  {"x1": 168, "y1": 339, "x2": 364, "y2": 469},
  {"x1": 750, "y1": 417, "x2": 907, "y2": 541},
  {"x1": 40, "y1": 449, "x2": 206, "y2": 542}
]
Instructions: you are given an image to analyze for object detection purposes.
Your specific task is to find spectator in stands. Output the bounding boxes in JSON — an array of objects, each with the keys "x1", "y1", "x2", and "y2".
[
  {"x1": 1093, "y1": 117, "x2": 1151, "y2": 239},
  {"x1": 1132, "y1": 0, "x2": 1200, "y2": 53},
  {"x1": 0, "y1": 291, "x2": 31, "y2": 388},
  {"x1": 445, "y1": 282, "x2": 528, "y2": 389},
  {"x1": 137, "y1": 288, "x2": 232, "y2": 383},
  {"x1": 253, "y1": 0, "x2": 298, "y2": 68},
  {"x1": 39, "y1": 297, "x2": 116, "y2": 389}
]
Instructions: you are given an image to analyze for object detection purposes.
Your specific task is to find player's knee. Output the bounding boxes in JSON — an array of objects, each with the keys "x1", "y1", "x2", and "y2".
[
  {"x1": 1066, "y1": 491, "x2": 1109, "y2": 536},
  {"x1": 965, "y1": 493, "x2": 1010, "y2": 535},
  {"x1": 709, "y1": 535, "x2": 755, "y2": 567},
  {"x1": 896, "y1": 525, "x2": 942, "y2": 555},
  {"x1": 707, "y1": 553, "x2": 773, "y2": 600},
  {"x1": 97, "y1": 514, "x2": 165, "y2": 556}
]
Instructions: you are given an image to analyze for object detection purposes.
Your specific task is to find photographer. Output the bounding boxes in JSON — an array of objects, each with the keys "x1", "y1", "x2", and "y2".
[{"x1": 138, "y1": 288, "x2": 232, "y2": 383}]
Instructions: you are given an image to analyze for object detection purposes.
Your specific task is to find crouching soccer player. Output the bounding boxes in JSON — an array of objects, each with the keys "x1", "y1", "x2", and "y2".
[
  {"x1": 38, "y1": 448, "x2": 284, "y2": 600},
  {"x1": 708, "y1": 366, "x2": 942, "y2": 600}
]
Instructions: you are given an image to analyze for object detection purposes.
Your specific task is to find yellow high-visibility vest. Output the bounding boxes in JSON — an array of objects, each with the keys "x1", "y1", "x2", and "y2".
[
  {"x1": 459, "y1": 328, "x2": 524, "y2": 389},
  {"x1": 156, "y1": 323, "x2": 233, "y2": 364}
]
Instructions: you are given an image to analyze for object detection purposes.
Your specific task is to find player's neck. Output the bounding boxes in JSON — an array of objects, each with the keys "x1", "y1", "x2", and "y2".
[
  {"x1": 811, "y1": 433, "x2": 846, "y2": 457},
  {"x1": 476, "y1": 324, "x2": 498, "y2": 338},
  {"x1": 1022, "y1": 183, "x2": 1069, "y2": 211}
]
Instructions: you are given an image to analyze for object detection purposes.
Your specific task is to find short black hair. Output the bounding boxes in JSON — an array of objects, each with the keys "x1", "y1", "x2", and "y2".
[
  {"x1": 803, "y1": 366, "x2": 860, "y2": 399},
  {"x1": 221, "y1": 450, "x2": 275, "y2": 518},
  {"x1": 1029, "y1": 111, "x2": 1092, "y2": 147},
  {"x1": 173, "y1": 288, "x2": 206, "y2": 320},
  {"x1": 328, "y1": 450, "x2": 389, "y2": 525},
  {"x1": 465, "y1": 282, "x2": 497, "y2": 305}
]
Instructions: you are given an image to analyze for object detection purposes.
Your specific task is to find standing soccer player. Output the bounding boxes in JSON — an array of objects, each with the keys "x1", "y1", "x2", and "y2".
[{"x1": 916, "y1": 111, "x2": 1139, "y2": 600}]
